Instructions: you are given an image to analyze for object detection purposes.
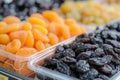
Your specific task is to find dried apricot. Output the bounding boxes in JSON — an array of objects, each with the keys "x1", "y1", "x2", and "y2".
[
  {"x1": 47, "y1": 22, "x2": 60, "y2": 36},
  {"x1": 33, "y1": 24, "x2": 48, "y2": 35},
  {"x1": 0, "y1": 34, "x2": 10, "y2": 44},
  {"x1": 42, "y1": 11, "x2": 63, "y2": 23},
  {"x1": 3, "y1": 59, "x2": 14, "y2": 71},
  {"x1": 28, "y1": 17, "x2": 46, "y2": 27},
  {"x1": 16, "y1": 47, "x2": 37, "y2": 56},
  {"x1": 0, "y1": 23, "x2": 20, "y2": 34},
  {"x1": 44, "y1": 43, "x2": 51, "y2": 48},
  {"x1": 32, "y1": 29, "x2": 49, "y2": 42},
  {"x1": 58, "y1": 24, "x2": 71, "y2": 39},
  {"x1": 65, "y1": 19, "x2": 86, "y2": 36},
  {"x1": 31, "y1": 13, "x2": 45, "y2": 20},
  {"x1": 22, "y1": 22, "x2": 32, "y2": 30},
  {"x1": 0, "y1": 44, "x2": 7, "y2": 62},
  {"x1": 48, "y1": 33, "x2": 59, "y2": 45},
  {"x1": 14, "y1": 61, "x2": 33, "y2": 76},
  {"x1": 35, "y1": 40, "x2": 45, "y2": 51},
  {"x1": 9, "y1": 30, "x2": 27, "y2": 46},
  {"x1": 3, "y1": 16, "x2": 21, "y2": 24},
  {"x1": 24, "y1": 31, "x2": 34, "y2": 47},
  {"x1": 0, "y1": 22, "x2": 7, "y2": 27},
  {"x1": 5, "y1": 39, "x2": 21, "y2": 53}
]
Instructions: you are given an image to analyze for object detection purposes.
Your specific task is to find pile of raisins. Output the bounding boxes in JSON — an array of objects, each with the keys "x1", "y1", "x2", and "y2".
[
  {"x1": 43, "y1": 21, "x2": 120, "y2": 80},
  {"x1": 0, "y1": 0, "x2": 64, "y2": 20}
]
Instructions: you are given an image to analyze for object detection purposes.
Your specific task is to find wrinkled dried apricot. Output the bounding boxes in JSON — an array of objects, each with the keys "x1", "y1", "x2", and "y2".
[
  {"x1": 32, "y1": 28, "x2": 49, "y2": 42},
  {"x1": 9, "y1": 30, "x2": 27, "y2": 46},
  {"x1": 35, "y1": 40, "x2": 45, "y2": 51},
  {"x1": 22, "y1": 22, "x2": 32, "y2": 30},
  {"x1": 0, "y1": 22, "x2": 7, "y2": 27},
  {"x1": 24, "y1": 31, "x2": 34, "y2": 47},
  {"x1": 33, "y1": 25, "x2": 48, "y2": 35},
  {"x1": 28, "y1": 17, "x2": 46, "y2": 27},
  {"x1": 42, "y1": 11, "x2": 63, "y2": 23},
  {"x1": 3, "y1": 16, "x2": 21, "y2": 24},
  {"x1": 3, "y1": 59, "x2": 14, "y2": 71},
  {"x1": 16, "y1": 47, "x2": 37, "y2": 56},
  {"x1": 5, "y1": 39, "x2": 21, "y2": 53},
  {"x1": 14, "y1": 61, "x2": 33, "y2": 76},
  {"x1": 0, "y1": 44, "x2": 7, "y2": 62},
  {"x1": 48, "y1": 33, "x2": 59, "y2": 45},
  {"x1": 0, "y1": 34, "x2": 10, "y2": 44}
]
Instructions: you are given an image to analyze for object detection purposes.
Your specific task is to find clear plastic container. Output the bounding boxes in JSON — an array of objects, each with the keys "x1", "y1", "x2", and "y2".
[
  {"x1": 29, "y1": 37, "x2": 120, "y2": 80},
  {"x1": 0, "y1": 37, "x2": 76, "y2": 77}
]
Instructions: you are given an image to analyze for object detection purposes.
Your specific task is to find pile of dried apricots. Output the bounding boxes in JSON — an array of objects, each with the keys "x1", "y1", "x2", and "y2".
[{"x1": 0, "y1": 11, "x2": 86, "y2": 76}]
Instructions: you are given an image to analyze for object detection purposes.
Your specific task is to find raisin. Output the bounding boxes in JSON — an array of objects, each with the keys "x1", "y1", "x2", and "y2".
[
  {"x1": 106, "y1": 40, "x2": 120, "y2": 48},
  {"x1": 114, "y1": 48, "x2": 120, "y2": 54},
  {"x1": 77, "y1": 51, "x2": 92, "y2": 60},
  {"x1": 89, "y1": 55, "x2": 112, "y2": 66},
  {"x1": 98, "y1": 75, "x2": 110, "y2": 80},
  {"x1": 56, "y1": 61, "x2": 71, "y2": 75},
  {"x1": 77, "y1": 38, "x2": 91, "y2": 43},
  {"x1": 56, "y1": 45, "x2": 64, "y2": 52},
  {"x1": 99, "y1": 64, "x2": 113, "y2": 75},
  {"x1": 91, "y1": 48, "x2": 104, "y2": 57},
  {"x1": 44, "y1": 58, "x2": 57, "y2": 69},
  {"x1": 60, "y1": 56, "x2": 76, "y2": 64},
  {"x1": 54, "y1": 52, "x2": 64, "y2": 59},
  {"x1": 76, "y1": 60, "x2": 90, "y2": 73},
  {"x1": 79, "y1": 68, "x2": 98, "y2": 80},
  {"x1": 63, "y1": 49, "x2": 75, "y2": 58}
]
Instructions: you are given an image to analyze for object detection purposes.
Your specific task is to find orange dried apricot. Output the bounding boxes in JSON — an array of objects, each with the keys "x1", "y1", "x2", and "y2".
[
  {"x1": 9, "y1": 30, "x2": 27, "y2": 46},
  {"x1": 59, "y1": 24, "x2": 71, "y2": 39},
  {"x1": 5, "y1": 39, "x2": 21, "y2": 53},
  {"x1": 44, "y1": 43, "x2": 51, "y2": 48},
  {"x1": 33, "y1": 25, "x2": 48, "y2": 35},
  {"x1": 16, "y1": 47, "x2": 37, "y2": 56},
  {"x1": 14, "y1": 61, "x2": 33, "y2": 76},
  {"x1": 3, "y1": 16, "x2": 21, "y2": 24},
  {"x1": 32, "y1": 28, "x2": 49, "y2": 42},
  {"x1": 0, "y1": 44, "x2": 7, "y2": 62},
  {"x1": 0, "y1": 23, "x2": 20, "y2": 34},
  {"x1": 28, "y1": 17, "x2": 46, "y2": 27},
  {"x1": 48, "y1": 33, "x2": 59, "y2": 45},
  {"x1": 31, "y1": 13, "x2": 44, "y2": 20},
  {"x1": 42, "y1": 11, "x2": 63, "y2": 22},
  {"x1": 3, "y1": 59, "x2": 14, "y2": 71},
  {"x1": 35, "y1": 40, "x2": 45, "y2": 51},
  {"x1": 65, "y1": 19, "x2": 86, "y2": 36},
  {"x1": 22, "y1": 22, "x2": 32, "y2": 30},
  {"x1": 0, "y1": 34, "x2": 10, "y2": 44},
  {"x1": 0, "y1": 22, "x2": 7, "y2": 27},
  {"x1": 24, "y1": 31, "x2": 34, "y2": 47}
]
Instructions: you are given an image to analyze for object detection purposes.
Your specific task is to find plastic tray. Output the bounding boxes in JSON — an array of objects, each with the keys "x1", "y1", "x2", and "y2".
[
  {"x1": 0, "y1": 36, "x2": 77, "y2": 77},
  {"x1": 29, "y1": 37, "x2": 120, "y2": 80}
]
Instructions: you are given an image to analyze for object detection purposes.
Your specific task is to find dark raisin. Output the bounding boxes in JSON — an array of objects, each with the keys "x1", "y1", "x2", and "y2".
[
  {"x1": 56, "y1": 45, "x2": 64, "y2": 52},
  {"x1": 106, "y1": 40, "x2": 120, "y2": 48},
  {"x1": 63, "y1": 49, "x2": 75, "y2": 58},
  {"x1": 99, "y1": 64, "x2": 113, "y2": 75},
  {"x1": 60, "y1": 56, "x2": 76, "y2": 64},
  {"x1": 98, "y1": 75, "x2": 110, "y2": 80},
  {"x1": 44, "y1": 58, "x2": 57, "y2": 69},
  {"x1": 79, "y1": 68, "x2": 98, "y2": 80},
  {"x1": 76, "y1": 60, "x2": 90, "y2": 73},
  {"x1": 91, "y1": 48, "x2": 104, "y2": 57},
  {"x1": 77, "y1": 51, "x2": 92, "y2": 60},
  {"x1": 56, "y1": 61, "x2": 71, "y2": 75},
  {"x1": 89, "y1": 55, "x2": 112, "y2": 66}
]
